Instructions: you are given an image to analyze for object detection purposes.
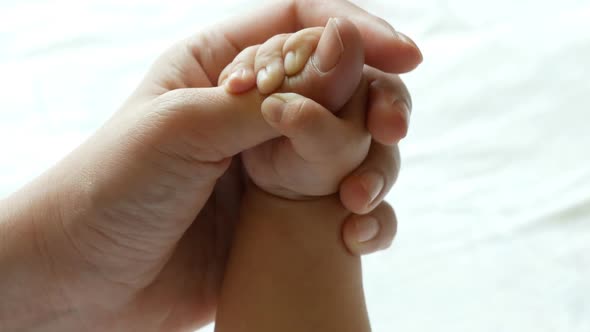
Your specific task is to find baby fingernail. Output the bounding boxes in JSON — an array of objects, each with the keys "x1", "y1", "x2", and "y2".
[
  {"x1": 360, "y1": 172, "x2": 384, "y2": 206},
  {"x1": 225, "y1": 68, "x2": 246, "y2": 90},
  {"x1": 225, "y1": 67, "x2": 255, "y2": 93},
  {"x1": 257, "y1": 67, "x2": 269, "y2": 87},
  {"x1": 229, "y1": 68, "x2": 245, "y2": 80},
  {"x1": 312, "y1": 17, "x2": 344, "y2": 73},
  {"x1": 284, "y1": 51, "x2": 297, "y2": 75},
  {"x1": 355, "y1": 216, "x2": 380, "y2": 243},
  {"x1": 257, "y1": 61, "x2": 284, "y2": 94},
  {"x1": 284, "y1": 44, "x2": 313, "y2": 76}
]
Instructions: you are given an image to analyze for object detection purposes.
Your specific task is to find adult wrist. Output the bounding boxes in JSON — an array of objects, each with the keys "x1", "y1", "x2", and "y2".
[{"x1": 0, "y1": 174, "x2": 83, "y2": 331}]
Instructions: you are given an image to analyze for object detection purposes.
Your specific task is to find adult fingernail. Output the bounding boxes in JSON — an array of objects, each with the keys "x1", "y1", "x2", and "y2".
[
  {"x1": 262, "y1": 93, "x2": 298, "y2": 124},
  {"x1": 355, "y1": 216, "x2": 380, "y2": 243},
  {"x1": 378, "y1": 19, "x2": 398, "y2": 38},
  {"x1": 397, "y1": 31, "x2": 418, "y2": 48},
  {"x1": 225, "y1": 68, "x2": 248, "y2": 89},
  {"x1": 360, "y1": 172, "x2": 384, "y2": 206},
  {"x1": 312, "y1": 17, "x2": 344, "y2": 73},
  {"x1": 397, "y1": 31, "x2": 423, "y2": 62},
  {"x1": 394, "y1": 99, "x2": 411, "y2": 129},
  {"x1": 261, "y1": 94, "x2": 286, "y2": 124}
]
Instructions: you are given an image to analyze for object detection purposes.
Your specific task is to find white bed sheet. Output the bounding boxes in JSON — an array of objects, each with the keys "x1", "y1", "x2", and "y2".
[{"x1": 1, "y1": 0, "x2": 589, "y2": 331}]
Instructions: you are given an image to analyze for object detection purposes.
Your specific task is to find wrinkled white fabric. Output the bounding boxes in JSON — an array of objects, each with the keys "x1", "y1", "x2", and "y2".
[{"x1": 1, "y1": 0, "x2": 588, "y2": 331}]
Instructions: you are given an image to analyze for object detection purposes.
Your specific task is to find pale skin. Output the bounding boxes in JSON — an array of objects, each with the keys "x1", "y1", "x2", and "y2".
[{"x1": 0, "y1": 1, "x2": 421, "y2": 331}]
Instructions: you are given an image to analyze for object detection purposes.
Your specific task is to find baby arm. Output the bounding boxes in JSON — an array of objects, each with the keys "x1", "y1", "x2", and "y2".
[
  {"x1": 215, "y1": 90, "x2": 374, "y2": 331},
  {"x1": 215, "y1": 22, "x2": 378, "y2": 332},
  {"x1": 215, "y1": 186, "x2": 371, "y2": 332}
]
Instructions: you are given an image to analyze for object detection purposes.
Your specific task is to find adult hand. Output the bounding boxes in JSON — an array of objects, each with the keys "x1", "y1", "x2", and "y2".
[{"x1": 0, "y1": 1, "x2": 421, "y2": 331}]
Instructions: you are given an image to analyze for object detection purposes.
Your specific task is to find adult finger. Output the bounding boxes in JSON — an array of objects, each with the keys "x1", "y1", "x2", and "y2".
[
  {"x1": 147, "y1": 86, "x2": 281, "y2": 162},
  {"x1": 342, "y1": 201, "x2": 398, "y2": 255},
  {"x1": 339, "y1": 142, "x2": 401, "y2": 215},
  {"x1": 363, "y1": 66, "x2": 413, "y2": 145}
]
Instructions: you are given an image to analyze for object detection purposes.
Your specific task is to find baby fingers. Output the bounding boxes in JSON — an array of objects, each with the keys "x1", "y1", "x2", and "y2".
[
  {"x1": 218, "y1": 45, "x2": 258, "y2": 93},
  {"x1": 261, "y1": 91, "x2": 370, "y2": 167}
]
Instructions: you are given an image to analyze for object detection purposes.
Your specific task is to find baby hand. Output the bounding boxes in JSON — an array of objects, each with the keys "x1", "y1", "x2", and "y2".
[
  {"x1": 219, "y1": 19, "x2": 371, "y2": 199},
  {"x1": 218, "y1": 18, "x2": 413, "y2": 254}
]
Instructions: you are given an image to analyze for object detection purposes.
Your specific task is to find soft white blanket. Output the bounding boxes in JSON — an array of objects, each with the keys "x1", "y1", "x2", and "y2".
[{"x1": 1, "y1": 0, "x2": 588, "y2": 331}]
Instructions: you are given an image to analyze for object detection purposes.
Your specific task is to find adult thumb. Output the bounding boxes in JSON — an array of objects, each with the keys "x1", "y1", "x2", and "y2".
[
  {"x1": 148, "y1": 86, "x2": 279, "y2": 163},
  {"x1": 43, "y1": 85, "x2": 282, "y2": 287}
]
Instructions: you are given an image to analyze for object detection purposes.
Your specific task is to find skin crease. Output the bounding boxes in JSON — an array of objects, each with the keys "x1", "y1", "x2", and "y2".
[{"x1": 0, "y1": 1, "x2": 422, "y2": 331}]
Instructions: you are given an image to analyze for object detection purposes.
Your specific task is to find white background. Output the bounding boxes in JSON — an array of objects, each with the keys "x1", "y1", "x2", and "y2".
[{"x1": 1, "y1": 0, "x2": 589, "y2": 331}]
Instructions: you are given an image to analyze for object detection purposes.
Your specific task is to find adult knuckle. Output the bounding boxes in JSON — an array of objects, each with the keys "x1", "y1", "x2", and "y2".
[
  {"x1": 287, "y1": 98, "x2": 316, "y2": 129},
  {"x1": 152, "y1": 90, "x2": 186, "y2": 116}
]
